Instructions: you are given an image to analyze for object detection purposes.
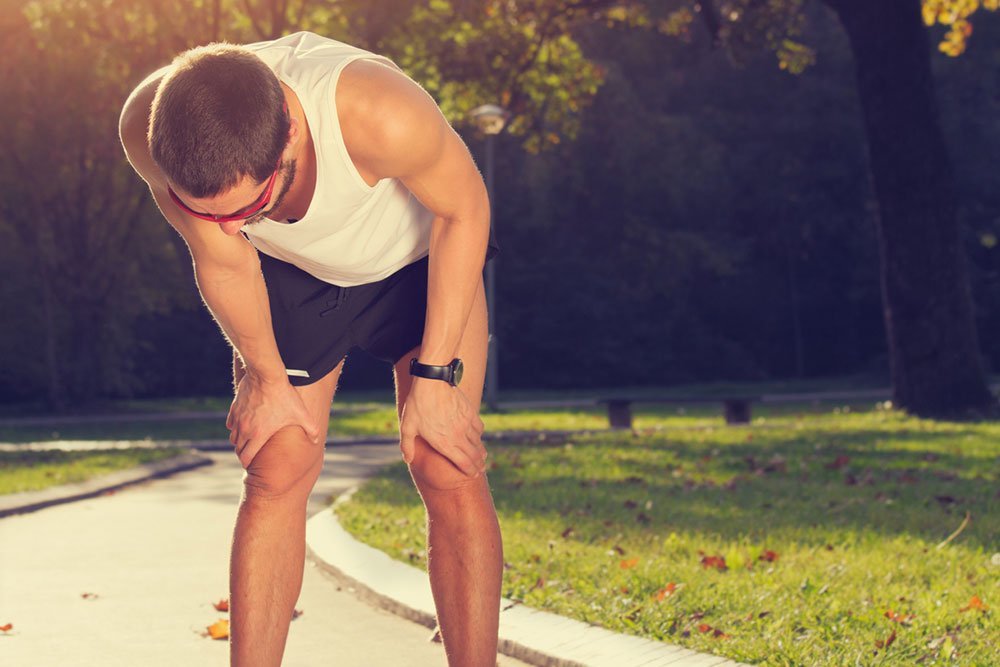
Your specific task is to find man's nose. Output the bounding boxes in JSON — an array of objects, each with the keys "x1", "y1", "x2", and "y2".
[{"x1": 220, "y1": 220, "x2": 244, "y2": 236}]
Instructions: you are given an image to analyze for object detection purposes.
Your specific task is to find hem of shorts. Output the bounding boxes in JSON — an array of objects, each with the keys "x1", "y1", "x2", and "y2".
[
  {"x1": 389, "y1": 338, "x2": 423, "y2": 367},
  {"x1": 286, "y1": 353, "x2": 349, "y2": 387}
]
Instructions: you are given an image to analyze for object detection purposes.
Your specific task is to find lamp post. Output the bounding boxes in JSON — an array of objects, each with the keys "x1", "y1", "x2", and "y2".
[{"x1": 470, "y1": 104, "x2": 508, "y2": 412}]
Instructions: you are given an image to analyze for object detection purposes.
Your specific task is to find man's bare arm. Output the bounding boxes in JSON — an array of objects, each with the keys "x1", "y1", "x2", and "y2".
[
  {"x1": 119, "y1": 80, "x2": 287, "y2": 382},
  {"x1": 118, "y1": 77, "x2": 319, "y2": 464},
  {"x1": 340, "y1": 60, "x2": 490, "y2": 475},
  {"x1": 342, "y1": 61, "x2": 490, "y2": 367}
]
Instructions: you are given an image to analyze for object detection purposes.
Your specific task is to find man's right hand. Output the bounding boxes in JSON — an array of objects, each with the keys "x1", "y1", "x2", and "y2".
[{"x1": 226, "y1": 371, "x2": 321, "y2": 469}]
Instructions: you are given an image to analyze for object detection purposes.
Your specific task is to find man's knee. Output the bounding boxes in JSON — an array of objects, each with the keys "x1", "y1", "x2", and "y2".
[
  {"x1": 406, "y1": 437, "x2": 485, "y2": 494},
  {"x1": 243, "y1": 425, "x2": 324, "y2": 499}
]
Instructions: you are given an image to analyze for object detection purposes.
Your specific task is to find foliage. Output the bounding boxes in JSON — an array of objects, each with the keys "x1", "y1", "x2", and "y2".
[
  {"x1": 0, "y1": 4, "x2": 192, "y2": 405},
  {"x1": 922, "y1": 0, "x2": 1000, "y2": 55},
  {"x1": 0, "y1": 0, "x2": 621, "y2": 404},
  {"x1": 1, "y1": 1, "x2": 1000, "y2": 404}
]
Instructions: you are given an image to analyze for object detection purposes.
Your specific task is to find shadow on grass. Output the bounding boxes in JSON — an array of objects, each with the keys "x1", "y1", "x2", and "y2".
[{"x1": 365, "y1": 425, "x2": 999, "y2": 551}]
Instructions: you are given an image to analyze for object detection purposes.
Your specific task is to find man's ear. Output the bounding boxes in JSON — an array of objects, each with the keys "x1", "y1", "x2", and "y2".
[{"x1": 286, "y1": 114, "x2": 301, "y2": 150}]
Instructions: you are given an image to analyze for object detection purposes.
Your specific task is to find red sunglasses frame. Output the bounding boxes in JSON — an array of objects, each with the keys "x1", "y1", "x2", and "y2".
[{"x1": 167, "y1": 155, "x2": 282, "y2": 224}]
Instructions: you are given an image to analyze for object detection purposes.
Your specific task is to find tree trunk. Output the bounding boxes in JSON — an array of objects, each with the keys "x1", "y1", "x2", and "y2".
[
  {"x1": 39, "y1": 263, "x2": 65, "y2": 412},
  {"x1": 827, "y1": 0, "x2": 995, "y2": 416}
]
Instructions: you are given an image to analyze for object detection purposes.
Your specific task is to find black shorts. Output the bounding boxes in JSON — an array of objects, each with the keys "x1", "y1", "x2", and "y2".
[{"x1": 259, "y1": 240, "x2": 498, "y2": 387}]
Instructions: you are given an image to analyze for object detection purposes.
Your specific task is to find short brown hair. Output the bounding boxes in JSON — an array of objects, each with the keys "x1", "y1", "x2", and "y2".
[{"x1": 148, "y1": 43, "x2": 289, "y2": 198}]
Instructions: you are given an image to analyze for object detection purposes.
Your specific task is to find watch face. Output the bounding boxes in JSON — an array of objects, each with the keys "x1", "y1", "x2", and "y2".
[{"x1": 451, "y1": 359, "x2": 464, "y2": 386}]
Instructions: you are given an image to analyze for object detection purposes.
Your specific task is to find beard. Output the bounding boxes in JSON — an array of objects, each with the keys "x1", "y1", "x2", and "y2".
[{"x1": 244, "y1": 157, "x2": 297, "y2": 225}]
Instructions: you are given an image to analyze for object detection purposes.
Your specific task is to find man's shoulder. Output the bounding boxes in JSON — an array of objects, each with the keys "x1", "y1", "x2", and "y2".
[
  {"x1": 119, "y1": 66, "x2": 172, "y2": 186},
  {"x1": 336, "y1": 59, "x2": 450, "y2": 182}
]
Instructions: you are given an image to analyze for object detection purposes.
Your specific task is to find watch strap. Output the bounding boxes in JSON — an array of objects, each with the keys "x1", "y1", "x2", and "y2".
[{"x1": 409, "y1": 358, "x2": 455, "y2": 385}]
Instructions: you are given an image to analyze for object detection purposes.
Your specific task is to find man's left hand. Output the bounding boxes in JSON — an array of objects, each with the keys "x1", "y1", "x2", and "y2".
[{"x1": 399, "y1": 377, "x2": 487, "y2": 477}]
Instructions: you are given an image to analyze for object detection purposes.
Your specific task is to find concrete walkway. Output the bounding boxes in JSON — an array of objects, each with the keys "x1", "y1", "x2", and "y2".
[{"x1": 0, "y1": 446, "x2": 532, "y2": 667}]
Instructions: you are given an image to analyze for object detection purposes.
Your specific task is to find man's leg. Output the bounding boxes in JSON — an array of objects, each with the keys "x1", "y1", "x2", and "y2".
[
  {"x1": 229, "y1": 359, "x2": 344, "y2": 667},
  {"x1": 393, "y1": 277, "x2": 503, "y2": 667}
]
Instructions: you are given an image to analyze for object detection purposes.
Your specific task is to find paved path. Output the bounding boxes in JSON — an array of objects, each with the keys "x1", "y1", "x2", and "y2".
[{"x1": 0, "y1": 446, "x2": 531, "y2": 667}]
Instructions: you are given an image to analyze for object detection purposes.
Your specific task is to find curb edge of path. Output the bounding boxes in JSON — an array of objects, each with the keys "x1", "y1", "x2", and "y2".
[
  {"x1": 305, "y1": 488, "x2": 753, "y2": 667},
  {"x1": 0, "y1": 451, "x2": 214, "y2": 519}
]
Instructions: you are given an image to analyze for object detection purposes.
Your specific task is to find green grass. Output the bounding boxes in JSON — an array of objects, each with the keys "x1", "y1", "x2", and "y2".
[
  {"x1": 335, "y1": 407, "x2": 1000, "y2": 666},
  {"x1": 0, "y1": 447, "x2": 188, "y2": 495},
  {"x1": 0, "y1": 397, "x2": 888, "y2": 444}
]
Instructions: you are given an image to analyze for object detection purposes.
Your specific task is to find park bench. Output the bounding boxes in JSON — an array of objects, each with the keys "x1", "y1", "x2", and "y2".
[{"x1": 598, "y1": 395, "x2": 761, "y2": 429}]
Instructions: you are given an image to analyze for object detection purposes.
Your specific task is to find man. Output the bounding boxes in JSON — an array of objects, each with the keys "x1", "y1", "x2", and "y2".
[{"x1": 118, "y1": 31, "x2": 502, "y2": 666}]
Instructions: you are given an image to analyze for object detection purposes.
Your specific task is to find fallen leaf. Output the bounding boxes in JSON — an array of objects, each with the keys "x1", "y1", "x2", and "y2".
[
  {"x1": 884, "y1": 609, "x2": 916, "y2": 624},
  {"x1": 429, "y1": 626, "x2": 442, "y2": 643},
  {"x1": 0, "y1": 623, "x2": 12, "y2": 632},
  {"x1": 700, "y1": 554, "x2": 728, "y2": 571},
  {"x1": 874, "y1": 629, "x2": 897, "y2": 648},
  {"x1": 698, "y1": 623, "x2": 713, "y2": 633},
  {"x1": 758, "y1": 550, "x2": 780, "y2": 562},
  {"x1": 620, "y1": 557, "x2": 639, "y2": 569},
  {"x1": 613, "y1": 545, "x2": 626, "y2": 555},
  {"x1": 206, "y1": 619, "x2": 229, "y2": 640},
  {"x1": 655, "y1": 582, "x2": 678, "y2": 601},
  {"x1": 81, "y1": 592, "x2": 99, "y2": 600},
  {"x1": 959, "y1": 595, "x2": 988, "y2": 612},
  {"x1": 825, "y1": 455, "x2": 850, "y2": 470},
  {"x1": 213, "y1": 599, "x2": 229, "y2": 612},
  {"x1": 292, "y1": 609, "x2": 304, "y2": 620},
  {"x1": 620, "y1": 586, "x2": 630, "y2": 594},
  {"x1": 532, "y1": 577, "x2": 546, "y2": 590},
  {"x1": 636, "y1": 513, "x2": 651, "y2": 524},
  {"x1": 624, "y1": 499, "x2": 638, "y2": 509},
  {"x1": 561, "y1": 526, "x2": 575, "y2": 538}
]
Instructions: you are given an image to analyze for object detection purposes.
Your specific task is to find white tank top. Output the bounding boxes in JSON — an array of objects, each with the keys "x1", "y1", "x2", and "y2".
[{"x1": 241, "y1": 31, "x2": 434, "y2": 287}]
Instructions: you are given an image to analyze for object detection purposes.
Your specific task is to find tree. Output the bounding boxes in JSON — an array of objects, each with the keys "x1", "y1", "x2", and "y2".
[
  {"x1": 819, "y1": 0, "x2": 997, "y2": 415},
  {"x1": 624, "y1": 0, "x2": 999, "y2": 415},
  {"x1": 0, "y1": 0, "x2": 618, "y2": 405}
]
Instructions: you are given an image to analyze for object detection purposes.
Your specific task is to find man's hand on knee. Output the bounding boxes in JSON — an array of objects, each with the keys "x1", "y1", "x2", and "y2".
[
  {"x1": 399, "y1": 377, "x2": 487, "y2": 478},
  {"x1": 227, "y1": 372, "x2": 322, "y2": 469}
]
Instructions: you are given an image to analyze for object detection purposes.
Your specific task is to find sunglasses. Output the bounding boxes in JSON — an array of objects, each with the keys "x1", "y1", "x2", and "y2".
[{"x1": 167, "y1": 155, "x2": 282, "y2": 224}]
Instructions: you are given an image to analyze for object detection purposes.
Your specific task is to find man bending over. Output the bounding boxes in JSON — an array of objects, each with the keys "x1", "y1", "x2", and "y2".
[{"x1": 119, "y1": 30, "x2": 502, "y2": 666}]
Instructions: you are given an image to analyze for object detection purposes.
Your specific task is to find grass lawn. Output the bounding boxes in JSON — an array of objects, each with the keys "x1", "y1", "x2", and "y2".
[
  {"x1": 0, "y1": 447, "x2": 188, "y2": 495},
  {"x1": 0, "y1": 398, "x2": 885, "y2": 444},
  {"x1": 335, "y1": 407, "x2": 999, "y2": 666}
]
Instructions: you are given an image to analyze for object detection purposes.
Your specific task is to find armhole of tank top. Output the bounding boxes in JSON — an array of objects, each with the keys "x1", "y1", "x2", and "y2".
[{"x1": 328, "y1": 54, "x2": 396, "y2": 194}]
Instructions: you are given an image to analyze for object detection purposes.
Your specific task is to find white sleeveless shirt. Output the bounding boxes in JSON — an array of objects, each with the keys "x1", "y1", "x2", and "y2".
[{"x1": 241, "y1": 32, "x2": 434, "y2": 287}]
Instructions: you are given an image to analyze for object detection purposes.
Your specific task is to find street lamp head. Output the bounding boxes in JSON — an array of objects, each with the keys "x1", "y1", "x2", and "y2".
[{"x1": 470, "y1": 104, "x2": 509, "y2": 135}]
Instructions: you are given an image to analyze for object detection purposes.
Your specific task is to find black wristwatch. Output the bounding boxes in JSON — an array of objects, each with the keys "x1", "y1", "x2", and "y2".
[{"x1": 409, "y1": 358, "x2": 464, "y2": 387}]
